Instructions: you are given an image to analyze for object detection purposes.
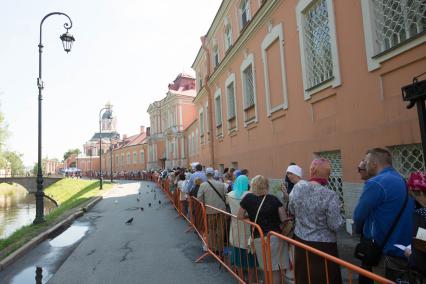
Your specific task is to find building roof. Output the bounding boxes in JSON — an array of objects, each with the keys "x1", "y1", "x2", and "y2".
[
  {"x1": 90, "y1": 132, "x2": 120, "y2": 141},
  {"x1": 115, "y1": 131, "x2": 147, "y2": 150}
]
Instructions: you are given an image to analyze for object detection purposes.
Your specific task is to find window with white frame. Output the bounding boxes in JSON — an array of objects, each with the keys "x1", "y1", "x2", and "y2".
[
  {"x1": 240, "y1": 0, "x2": 251, "y2": 29},
  {"x1": 303, "y1": 0, "x2": 332, "y2": 88},
  {"x1": 213, "y1": 45, "x2": 220, "y2": 68},
  {"x1": 297, "y1": 0, "x2": 340, "y2": 98},
  {"x1": 361, "y1": 0, "x2": 426, "y2": 71},
  {"x1": 199, "y1": 110, "x2": 205, "y2": 136},
  {"x1": 133, "y1": 152, "x2": 137, "y2": 164},
  {"x1": 224, "y1": 25, "x2": 233, "y2": 50},
  {"x1": 373, "y1": 0, "x2": 425, "y2": 53},
  {"x1": 214, "y1": 90, "x2": 223, "y2": 127},
  {"x1": 198, "y1": 72, "x2": 203, "y2": 90}
]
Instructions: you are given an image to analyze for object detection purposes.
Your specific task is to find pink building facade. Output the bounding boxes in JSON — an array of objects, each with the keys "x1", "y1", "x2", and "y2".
[
  {"x1": 147, "y1": 73, "x2": 197, "y2": 170},
  {"x1": 185, "y1": 0, "x2": 425, "y2": 223}
]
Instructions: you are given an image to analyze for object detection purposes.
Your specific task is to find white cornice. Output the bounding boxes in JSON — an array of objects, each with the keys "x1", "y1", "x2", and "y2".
[{"x1": 207, "y1": 0, "x2": 281, "y2": 85}]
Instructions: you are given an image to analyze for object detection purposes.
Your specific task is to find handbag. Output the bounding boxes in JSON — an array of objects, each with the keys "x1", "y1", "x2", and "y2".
[
  {"x1": 280, "y1": 217, "x2": 295, "y2": 238},
  {"x1": 248, "y1": 195, "x2": 267, "y2": 254},
  {"x1": 354, "y1": 189, "x2": 409, "y2": 266}
]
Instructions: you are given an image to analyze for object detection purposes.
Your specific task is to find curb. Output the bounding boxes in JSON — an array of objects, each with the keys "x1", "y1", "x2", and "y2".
[{"x1": 0, "y1": 196, "x2": 103, "y2": 271}]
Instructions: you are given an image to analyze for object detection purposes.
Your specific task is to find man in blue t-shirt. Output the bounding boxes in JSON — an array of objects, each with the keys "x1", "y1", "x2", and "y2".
[{"x1": 354, "y1": 148, "x2": 414, "y2": 283}]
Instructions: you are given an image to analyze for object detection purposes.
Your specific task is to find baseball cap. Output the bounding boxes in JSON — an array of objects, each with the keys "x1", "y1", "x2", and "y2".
[
  {"x1": 205, "y1": 167, "x2": 215, "y2": 175},
  {"x1": 287, "y1": 165, "x2": 302, "y2": 178}
]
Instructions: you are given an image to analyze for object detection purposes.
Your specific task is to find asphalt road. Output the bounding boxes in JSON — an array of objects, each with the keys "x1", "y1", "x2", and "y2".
[{"x1": 48, "y1": 180, "x2": 234, "y2": 284}]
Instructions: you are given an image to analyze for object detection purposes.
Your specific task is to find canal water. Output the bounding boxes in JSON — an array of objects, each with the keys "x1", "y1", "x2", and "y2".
[{"x1": 0, "y1": 184, "x2": 56, "y2": 240}]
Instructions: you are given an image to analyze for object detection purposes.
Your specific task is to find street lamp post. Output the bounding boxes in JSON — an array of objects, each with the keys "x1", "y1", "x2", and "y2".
[
  {"x1": 110, "y1": 140, "x2": 113, "y2": 183},
  {"x1": 34, "y1": 12, "x2": 75, "y2": 224},
  {"x1": 99, "y1": 106, "x2": 112, "y2": 190}
]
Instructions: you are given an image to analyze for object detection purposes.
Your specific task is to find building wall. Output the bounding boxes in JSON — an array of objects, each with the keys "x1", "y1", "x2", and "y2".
[
  {"x1": 103, "y1": 143, "x2": 147, "y2": 173},
  {"x1": 189, "y1": 0, "x2": 426, "y2": 219}
]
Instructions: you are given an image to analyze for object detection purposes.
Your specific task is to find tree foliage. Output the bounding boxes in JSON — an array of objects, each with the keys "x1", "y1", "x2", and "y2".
[
  {"x1": 63, "y1": 148, "x2": 81, "y2": 161},
  {"x1": 3, "y1": 151, "x2": 25, "y2": 176}
]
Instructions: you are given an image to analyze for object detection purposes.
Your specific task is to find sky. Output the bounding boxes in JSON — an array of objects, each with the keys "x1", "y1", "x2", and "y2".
[{"x1": 0, "y1": 0, "x2": 222, "y2": 167}]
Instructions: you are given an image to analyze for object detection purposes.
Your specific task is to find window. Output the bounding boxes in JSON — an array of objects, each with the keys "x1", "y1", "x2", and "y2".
[
  {"x1": 224, "y1": 25, "x2": 232, "y2": 50},
  {"x1": 389, "y1": 143, "x2": 424, "y2": 178},
  {"x1": 361, "y1": 0, "x2": 426, "y2": 71},
  {"x1": 121, "y1": 153, "x2": 124, "y2": 166},
  {"x1": 374, "y1": 0, "x2": 425, "y2": 53},
  {"x1": 127, "y1": 153, "x2": 131, "y2": 165},
  {"x1": 297, "y1": 0, "x2": 341, "y2": 99},
  {"x1": 198, "y1": 73, "x2": 203, "y2": 90},
  {"x1": 140, "y1": 151, "x2": 145, "y2": 163},
  {"x1": 213, "y1": 45, "x2": 220, "y2": 67},
  {"x1": 242, "y1": 65, "x2": 255, "y2": 109},
  {"x1": 240, "y1": 54, "x2": 258, "y2": 125},
  {"x1": 133, "y1": 152, "x2": 137, "y2": 164},
  {"x1": 199, "y1": 110, "x2": 205, "y2": 136},
  {"x1": 240, "y1": 0, "x2": 251, "y2": 29},
  {"x1": 261, "y1": 23, "x2": 289, "y2": 116},
  {"x1": 214, "y1": 89, "x2": 223, "y2": 127},
  {"x1": 227, "y1": 82, "x2": 236, "y2": 120}
]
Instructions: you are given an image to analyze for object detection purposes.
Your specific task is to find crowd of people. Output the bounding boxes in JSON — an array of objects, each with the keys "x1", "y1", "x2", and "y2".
[{"x1": 153, "y1": 147, "x2": 425, "y2": 283}]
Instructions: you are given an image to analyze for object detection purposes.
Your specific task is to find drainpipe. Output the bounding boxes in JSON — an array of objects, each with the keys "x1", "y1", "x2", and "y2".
[{"x1": 200, "y1": 36, "x2": 215, "y2": 167}]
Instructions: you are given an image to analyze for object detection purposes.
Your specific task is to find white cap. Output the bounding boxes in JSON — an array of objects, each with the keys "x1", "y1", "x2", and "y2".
[
  {"x1": 205, "y1": 167, "x2": 215, "y2": 175},
  {"x1": 287, "y1": 165, "x2": 302, "y2": 178}
]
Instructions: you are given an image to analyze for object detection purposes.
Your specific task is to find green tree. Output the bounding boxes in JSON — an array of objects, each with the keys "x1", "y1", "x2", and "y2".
[
  {"x1": 63, "y1": 148, "x2": 81, "y2": 161},
  {"x1": 32, "y1": 160, "x2": 47, "y2": 175},
  {"x1": 4, "y1": 151, "x2": 25, "y2": 176}
]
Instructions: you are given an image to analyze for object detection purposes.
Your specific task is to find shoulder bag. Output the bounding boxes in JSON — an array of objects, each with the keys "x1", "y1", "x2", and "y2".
[
  {"x1": 354, "y1": 188, "x2": 409, "y2": 266},
  {"x1": 248, "y1": 195, "x2": 267, "y2": 253}
]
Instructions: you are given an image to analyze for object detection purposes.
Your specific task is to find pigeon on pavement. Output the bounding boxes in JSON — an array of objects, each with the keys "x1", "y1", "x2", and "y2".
[
  {"x1": 125, "y1": 217, "x2": 134, "y2": 224},
  {"x1": 140, "y1": 207, "x2": 144, "y2": 211},
  {"x1": 137, "y1": 198, "x2": 140, "y2": 202},
  {"x1": 159, "y1": 200, "x2": 162, "y2": 205},
  {"x1": 148, "y1": 203, "x2": 151, "y2": 207}
]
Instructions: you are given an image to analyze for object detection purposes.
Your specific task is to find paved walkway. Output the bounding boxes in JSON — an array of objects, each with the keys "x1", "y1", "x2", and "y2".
[{"x1": 48, "y1": 180, "x2": 234, "y2": 284}]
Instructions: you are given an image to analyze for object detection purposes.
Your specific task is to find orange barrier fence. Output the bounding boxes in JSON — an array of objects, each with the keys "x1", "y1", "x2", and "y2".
[
  {"x1": 152, "y1": 179, "x2": 393, "y2": 284},
  {"x1": 265, "y1": 232, "x2": 394, "y2": 284}
]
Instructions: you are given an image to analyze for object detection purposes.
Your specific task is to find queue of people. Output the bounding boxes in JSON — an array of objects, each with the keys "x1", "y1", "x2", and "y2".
[{"x1": 152, "y1": 147, "x2": 425, "y2": 283}]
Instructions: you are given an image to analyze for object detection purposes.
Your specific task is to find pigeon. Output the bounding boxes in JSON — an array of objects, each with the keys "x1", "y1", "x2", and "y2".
[
  {"x1": 148, "y1": 203, "x2": 151, "y2": 207},
  {"x1": 138, "y1": 192, "x2": 141, "y2": 195},
  {"x1": 137, "y1": 198, "x2": 140, "y2": 202},
  {"x1": 154, "y1": 193, "x2": 157, "y2": 200},
  {"x1": 125, "y1": 217, "x2": 134, "y2": 224},
  {"x1": 158, "y1": 200, "x2": 162, "y2": 205},
  {"x1": 114, "y1": 200, "x2": 118, "y2": 204},
  {"x1": 140, "y1": 207, "x2": 144, "y2": 211}
]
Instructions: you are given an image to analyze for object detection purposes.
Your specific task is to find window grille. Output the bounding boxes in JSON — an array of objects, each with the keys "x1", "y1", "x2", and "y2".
[
  {"x1": 225, "y1": 25, "x2": 232, "y2": 50},
  {"x1": 317, "y1": 150, "x2": 344, "y2": 213},
  {"x1": 227, "y1": 82, "x2": 236, "y2": 119},
  {"x1": 373, "y1": 0, "x2": 426, "y2": 53},
  {"x1": 389, "y1": 144, "x2": 424, "y2": 178},
  {"x1": 140, "y1": 151, "x2": 145, "y2": 163},
  {"x1": 133, "y1": 152, "x2": 137, "y2": 164},
  {"x1": 243, "y1": 65, "x2": 255, "y2": 109},
  {"x1": 127, "y1": 153, "x2": 131, "y2": 165},
  {"x1": 215, "y1": 95, "x2": 222, "y2": 126},
  {"x1": 241, "y1": 0, "x2": 250, "y2": 28},
  {"x1": 199, "y1": 112, "x2": 205, "y2": 135},
  {"x1": 302, "y1": 0, "x2": 333, "y2": 89},
  {"x1": 213, "y1": 46, "x2": 219, "y2": 67}
]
